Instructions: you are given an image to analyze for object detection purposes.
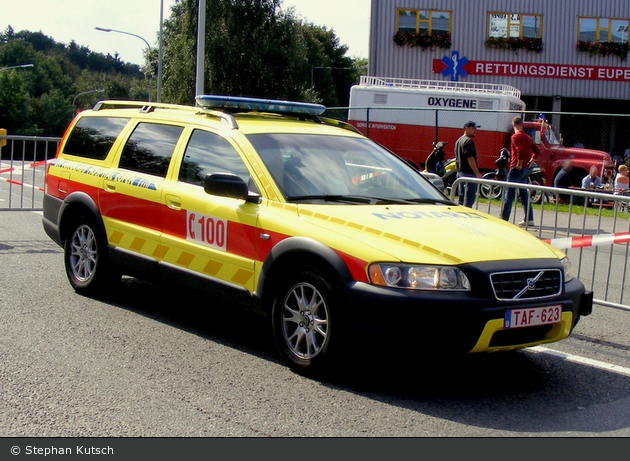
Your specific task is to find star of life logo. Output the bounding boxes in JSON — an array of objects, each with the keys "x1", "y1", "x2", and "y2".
[{"x1": 440, "y1": 51, "x2": 469, "y2": 81}]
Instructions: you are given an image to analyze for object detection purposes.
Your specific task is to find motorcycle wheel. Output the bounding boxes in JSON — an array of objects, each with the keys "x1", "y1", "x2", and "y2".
[
  {"x1": 529, "y1": 180, "x2": 544, "y2": 204},
  {"x1": 480, "y1": 172, "x2": 503, "y2": 200}
]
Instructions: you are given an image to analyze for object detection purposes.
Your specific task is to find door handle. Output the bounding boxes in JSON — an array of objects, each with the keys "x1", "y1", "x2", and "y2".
[
  {"x1": 166, "y1": 194, "x2": 181, "y2": 210},
  {"x1": 103, "y1": 180, "x2": 116, "y2": 192}
]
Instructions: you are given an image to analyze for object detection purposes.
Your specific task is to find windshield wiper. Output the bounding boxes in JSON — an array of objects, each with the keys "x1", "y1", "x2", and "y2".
[
  {"x1": 400, "y1": 197, "x2": 455, "y2": 205},
  {"x1": 285, "y1": 194, "x2": 373, "y2": 204},
  {"x1": 285, "y1": 195, "x2": 454, "y2": 206}
]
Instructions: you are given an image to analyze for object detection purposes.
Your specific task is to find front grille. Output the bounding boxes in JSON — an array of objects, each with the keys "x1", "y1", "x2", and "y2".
[{"x1": 490, "y1": 269, "x2": 562, "y2": 301}]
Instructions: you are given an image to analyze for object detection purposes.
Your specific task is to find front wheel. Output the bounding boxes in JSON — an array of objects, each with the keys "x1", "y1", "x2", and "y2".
[
  {"x1": 480, "y1": 172, "x2": 503, "y2": 200},
  {"x1": 64, "y1": 215, "x2": 120, "y2": 296},
  {"x1": 529, "y1": 180, "x2": 544, "y2": 204},
  {"x1": 272, "y1": 264, "x2": 340, "y2": 372}
]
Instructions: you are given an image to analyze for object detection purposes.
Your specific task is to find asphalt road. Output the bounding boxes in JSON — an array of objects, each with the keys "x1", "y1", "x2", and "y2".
[{"x1": 1, "y1": 211, "x2": 630, "y2": 437}]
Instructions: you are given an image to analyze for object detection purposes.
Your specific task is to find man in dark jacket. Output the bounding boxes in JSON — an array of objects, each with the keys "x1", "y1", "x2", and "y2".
[{"x1": 455, "y1": 121, "x2": 482, "y2": 207}]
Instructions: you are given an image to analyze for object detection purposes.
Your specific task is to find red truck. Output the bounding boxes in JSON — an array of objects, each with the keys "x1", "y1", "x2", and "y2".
[{"x1": 348, "y1": 76, "x2": 614, "y2": 187}]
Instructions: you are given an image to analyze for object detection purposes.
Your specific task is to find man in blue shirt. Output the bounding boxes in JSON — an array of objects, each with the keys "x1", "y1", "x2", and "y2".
[{"x1": 581, "y1": 165, "x2": 602, "y2": 189}]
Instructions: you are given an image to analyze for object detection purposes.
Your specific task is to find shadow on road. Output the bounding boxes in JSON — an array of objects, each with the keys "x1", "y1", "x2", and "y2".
[{"x1": 96, "y1": 277, "x2": 630, "y2": 435}]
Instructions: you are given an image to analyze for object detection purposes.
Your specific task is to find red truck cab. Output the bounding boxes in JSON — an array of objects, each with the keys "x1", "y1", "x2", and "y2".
[{"x1": 523, "y1": 119, "x2": 614, "y2": 187}]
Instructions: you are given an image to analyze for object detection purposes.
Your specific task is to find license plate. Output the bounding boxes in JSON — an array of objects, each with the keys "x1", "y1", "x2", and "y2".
[{"x1": 504, "y1": 305, "x2": 562, "y2": 329}]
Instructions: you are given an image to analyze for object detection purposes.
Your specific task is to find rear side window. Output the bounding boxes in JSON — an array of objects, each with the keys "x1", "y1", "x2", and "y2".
[
  {"x1": 179, "y1": 129, "x2": 250, "y2": 186},
  {"x1": 63, "y1": 117, "x2": 129, "y2": 160},
  {"x1": 118, "y1": 123, "x2": 183, "y2": 178}
]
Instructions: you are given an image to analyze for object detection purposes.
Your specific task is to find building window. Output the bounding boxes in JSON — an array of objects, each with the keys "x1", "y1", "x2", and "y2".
[
  {"x1": 396, "y1": 9, "x2": 451, "y2": 35},
  {"x1": 578, "y1": 17, "x2": 629, "y2": 43},
  {"x1": 394, "y1": 9, "x2": 451, "y2": 49},
  {"x1": 486, "y1": 13, "x2": 544, "y2": 53},
  {"x1": 577, "y1": 17, "x2": 629, "y2": 60},
  {"x1": 488, "y1": 13, "x2": 542, "y2": 39}
]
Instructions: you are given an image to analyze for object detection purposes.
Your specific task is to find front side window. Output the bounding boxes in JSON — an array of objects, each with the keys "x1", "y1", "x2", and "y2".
[
  {"x1": 179, "y1": 130, "x2": 250, "y2": 186},
  {"x1": 579, "y1": 17, "x2": 629, "y2": 43},
  {"x1": 488, "y1": 13, "x2": 542, "y2": 39},
  {"x1": 118, "y1": 123, "x2": 183, "y2": 178},
  {"x1": 396, "y1": 9, "x2": 451, "y2": 35}
]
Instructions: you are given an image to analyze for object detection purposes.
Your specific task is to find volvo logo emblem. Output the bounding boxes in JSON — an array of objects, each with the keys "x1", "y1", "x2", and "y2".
[{"x1": 513, "y1": 271, "x2": 545, "y2": 299}]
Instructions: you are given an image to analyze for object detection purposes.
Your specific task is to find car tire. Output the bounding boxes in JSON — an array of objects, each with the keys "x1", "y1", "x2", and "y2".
[
  {"x1": 271, "y1": 263, "x2": 341, "y2": 372},
  {"x1": 64, "y1": 214, "x2": 120, "y2": 296}
]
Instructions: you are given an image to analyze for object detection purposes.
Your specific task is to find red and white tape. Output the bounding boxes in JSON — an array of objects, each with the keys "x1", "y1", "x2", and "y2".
[
  {"x1": 0, "y1": 160, "x2": 46, "y2": 191},
  {"x1": 543, "y1": 232, "x2": 630, "y2": 250}
]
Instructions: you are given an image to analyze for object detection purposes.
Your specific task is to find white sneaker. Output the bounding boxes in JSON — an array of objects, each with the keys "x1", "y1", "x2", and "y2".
[{"x1": 518, "y1": 220, "x2": 535, "y2": 227}]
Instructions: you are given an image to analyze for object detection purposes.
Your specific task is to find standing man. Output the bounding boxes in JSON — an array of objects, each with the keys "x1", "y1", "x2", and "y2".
[
  {"x1": 501, "y1": 116, "x2": 540, "y2": 227},
  {"x1": 455, "y1": 121, "x2": 482, "y2": 207}
]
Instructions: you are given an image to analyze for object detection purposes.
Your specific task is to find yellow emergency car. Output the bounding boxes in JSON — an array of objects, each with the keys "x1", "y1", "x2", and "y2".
[{"x1": 42, "y1": 95, "x2": 592, "y2": 372}]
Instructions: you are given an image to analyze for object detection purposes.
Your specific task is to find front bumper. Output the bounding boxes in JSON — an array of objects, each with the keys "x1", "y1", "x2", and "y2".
[{"x1": 342, "y1": 260, "x2": 591, "y2": 354}]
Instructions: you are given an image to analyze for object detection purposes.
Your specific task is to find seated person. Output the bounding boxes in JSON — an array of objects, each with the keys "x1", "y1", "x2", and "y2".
[
  {"x1": 615, "y1": 164, "x2": 630, "y2": 192},
  {"x1": 581, "y1": 165, "x2": 605, "y2": 206},
  {"x1": 581, "y1": 165, "x2": 602, "y2": 189}
]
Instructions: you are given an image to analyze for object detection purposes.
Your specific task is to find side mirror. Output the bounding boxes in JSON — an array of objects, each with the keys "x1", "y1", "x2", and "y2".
[{"x1": 204, "y1": 173, "x2": 261, "y2": 203}]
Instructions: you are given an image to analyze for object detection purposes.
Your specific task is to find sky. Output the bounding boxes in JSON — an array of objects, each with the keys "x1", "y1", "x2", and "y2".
[{"x1": 2, "y1": 0, "x2": 371, "y2": 66}]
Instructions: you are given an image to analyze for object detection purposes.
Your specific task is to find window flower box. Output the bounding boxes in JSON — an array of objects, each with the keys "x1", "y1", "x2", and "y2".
[
  {"x1": 485, "y1": 36, "x2": 544, "y2": 53},
  {"x1": 393, "y1": 31, "x2": 451, "y2": 50},
  {"x1": 576, "y1": 40, "x2": 629, "y2": 60}
]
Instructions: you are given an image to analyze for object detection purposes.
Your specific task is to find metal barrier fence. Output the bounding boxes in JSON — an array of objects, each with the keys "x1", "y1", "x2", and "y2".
[
  {"x1": 0, "y1": 135, "x2": 60, "y2": 211},
  {"x1": 452, "y1": 176, "x2": 630, "y2": 312},
  {"x1": 2, "y1": 132, "x2": 629, "y2": 312}
]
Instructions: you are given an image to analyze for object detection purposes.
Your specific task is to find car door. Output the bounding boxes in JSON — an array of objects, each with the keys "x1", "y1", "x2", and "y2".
[
  {"x1": 99, "y1": 121, "x2": 185, "y2": 273},
  {"x1": 159, "y1": 128, "x2": 260, "y2": 295}
]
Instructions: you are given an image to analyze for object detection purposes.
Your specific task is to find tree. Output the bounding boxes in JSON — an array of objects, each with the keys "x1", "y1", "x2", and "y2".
[
  {"x1": 0, "y1": 71, "x2": 29, "y2": 134},
  {"x1": 161, "y1": 0, "x2": 363, "y2": 106}
]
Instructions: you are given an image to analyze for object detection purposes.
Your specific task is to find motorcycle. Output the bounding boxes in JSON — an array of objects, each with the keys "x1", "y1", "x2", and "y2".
[
  {"x1": 479, "y1": 148, "x2": 546, "y2": 204},
  {"x1": 423, "y1": 141, "x2": 458, "y2": 195}
]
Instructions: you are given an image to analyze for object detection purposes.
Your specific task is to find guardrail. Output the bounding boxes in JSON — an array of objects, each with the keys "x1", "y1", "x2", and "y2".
[
  {"x1": 0, "y1": 134, "x2": 61, "y2": 211},
  {"x1": 452, "y1": 176, "x2": 630, "y2": 312}
]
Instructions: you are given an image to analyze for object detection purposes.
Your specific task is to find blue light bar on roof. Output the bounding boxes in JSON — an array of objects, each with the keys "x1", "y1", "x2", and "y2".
[{"x1": 195, "y1": 95, "x2": 326, "y2": 116}]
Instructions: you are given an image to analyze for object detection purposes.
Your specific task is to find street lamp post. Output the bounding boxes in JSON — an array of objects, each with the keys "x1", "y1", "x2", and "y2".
[
  {"x1": 95, "y1": 27, "x2": 153, "y2": 102},
  {"x1": 72, "y1": 89, "x2": 105, "y2": 117},
  {"x1": 0, "y1": 63, "x2": 34, "y2": 72}
]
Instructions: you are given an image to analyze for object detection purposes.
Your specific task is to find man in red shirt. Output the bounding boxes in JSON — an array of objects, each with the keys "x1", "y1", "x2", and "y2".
[{"x1": 500, "y1": 116, "x2": 541, "y2": 226}]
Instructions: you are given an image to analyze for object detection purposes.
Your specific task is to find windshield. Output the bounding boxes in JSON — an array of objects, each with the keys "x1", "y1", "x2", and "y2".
[
  {"x1": 543, "y1": 125, "x2": 562, "y2": 145},
  {"x1": 247, "y1": 133, "x2": 447, "y2": 204}
]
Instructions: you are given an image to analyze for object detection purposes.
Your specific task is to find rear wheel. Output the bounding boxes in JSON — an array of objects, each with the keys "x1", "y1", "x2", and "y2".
[
  {"x1": 272, "y1": 264, "x2": 340, "y2": 372},
  {"x1": 64, "y1": 214, "x2": 120, "y2": 296}
]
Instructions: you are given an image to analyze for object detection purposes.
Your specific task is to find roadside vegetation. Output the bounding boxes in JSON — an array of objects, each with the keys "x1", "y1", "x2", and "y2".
[{"x1": 0, "y1": 0, "x2": 366, "y2": 137}]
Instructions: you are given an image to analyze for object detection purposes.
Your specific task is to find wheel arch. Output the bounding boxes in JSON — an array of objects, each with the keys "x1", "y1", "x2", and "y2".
[
  {"x1": 255, "y1": 237, "x2": 354, "y2": 314},
  {"x1": 59, "y1": 192, "x2": 107, "y2": 245}
]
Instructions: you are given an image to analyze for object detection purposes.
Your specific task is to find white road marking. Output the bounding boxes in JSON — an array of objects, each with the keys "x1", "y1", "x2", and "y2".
[{"x1": 530, "y1": 346, "x2": 630, "y2": 378}]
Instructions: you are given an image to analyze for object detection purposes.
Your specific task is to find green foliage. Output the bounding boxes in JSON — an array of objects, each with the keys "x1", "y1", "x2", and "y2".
[
  {"x1": 0, "y1": 2, "x2": 369, "y2": 135},
  {"x1": 0, "y1": 26, "x2": 147, "y2": 136}
]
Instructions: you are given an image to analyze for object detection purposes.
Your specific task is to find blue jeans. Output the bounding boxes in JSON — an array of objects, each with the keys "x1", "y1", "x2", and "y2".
[
  {"x1": 457, "y1": 172, "x2": 477, "y2": 208},
  {"x1": 501, "y1": 167, "x2": 533, "y2": 222}
]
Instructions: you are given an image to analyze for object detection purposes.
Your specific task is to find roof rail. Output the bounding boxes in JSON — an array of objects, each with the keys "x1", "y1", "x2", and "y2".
[
  {"x1": 358, "y1": 76, "x2": 522, "y2": 99},
  {"x1": 92, "y1": 100, "x2": 199, "y2": 113},
  {"x1": 91, "y1": 100, "x2": 238, "y2": 129}
]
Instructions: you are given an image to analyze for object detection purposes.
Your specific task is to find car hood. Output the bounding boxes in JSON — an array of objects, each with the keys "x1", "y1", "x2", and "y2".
[{"x1": 295, "y1": 204, "x2": 561, "y2": 265}]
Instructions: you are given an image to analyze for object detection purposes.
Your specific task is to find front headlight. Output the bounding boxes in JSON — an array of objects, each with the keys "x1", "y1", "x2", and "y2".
[
  {"x1": 369, "y1": 263, "x2": 470, "y2": 291},
  {"x1": 561, "y1": 257, "x2": 574, "y2": 282}
]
